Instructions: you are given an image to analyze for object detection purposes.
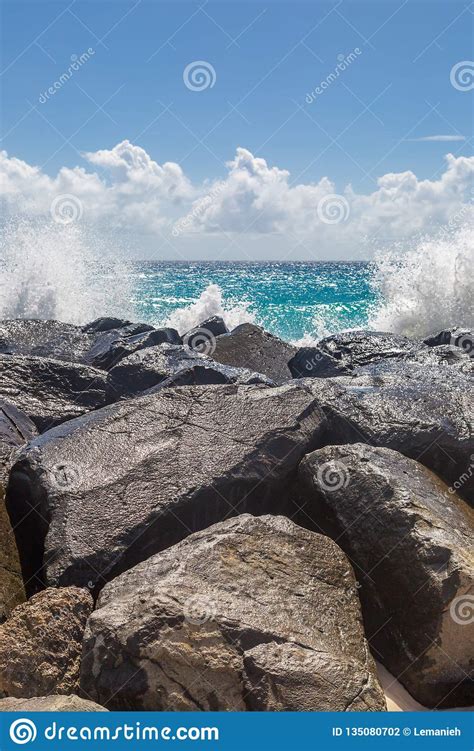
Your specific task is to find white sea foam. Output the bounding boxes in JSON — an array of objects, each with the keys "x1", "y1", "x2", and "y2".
[
  {"x1": 369, "y1": 223, "x2": 473, "y2": 338},
  {"x1": 165, "y1": 283, "x2": 256, "y2": 334},
  {"x1": 0, "y1": 219, "x2": 133, "y2": 325}
]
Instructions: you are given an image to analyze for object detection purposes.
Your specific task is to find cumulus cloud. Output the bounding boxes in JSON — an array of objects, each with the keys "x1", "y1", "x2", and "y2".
[{"x1": 1, "y1": 141, "x2": 472, "y2": 259}]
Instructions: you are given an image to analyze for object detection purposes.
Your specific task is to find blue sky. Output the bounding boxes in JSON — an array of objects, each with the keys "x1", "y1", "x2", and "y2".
[{"x1": 1, "y1": 0, "x2": 472, "y2": 259}]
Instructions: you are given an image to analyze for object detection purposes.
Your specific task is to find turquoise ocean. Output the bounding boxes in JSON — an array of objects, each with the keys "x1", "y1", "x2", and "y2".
[{"x1": 132, "y1": 261, "x2": 376, "y2": 343}]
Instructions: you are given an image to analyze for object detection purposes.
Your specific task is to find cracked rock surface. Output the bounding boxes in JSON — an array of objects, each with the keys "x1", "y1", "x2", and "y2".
[
  {"x1": 7, "y1": 382, "x2": 325, "y2": 592},
  {"x1": 80, "y1": 514, "x2": 386, "y2": 711}
]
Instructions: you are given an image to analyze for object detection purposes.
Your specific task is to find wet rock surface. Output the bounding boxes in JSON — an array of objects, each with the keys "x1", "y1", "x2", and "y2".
[
  {"x1": 81, "y1": 515, "x2": 386, "y2": 711},
  {"x1": 0, "y1": 320, "x2": 95, "y2": 363},
  {"x1": 0, "y1": 355, "x2": 107, "y2": 432},
  {"x1": 106, "y1": 343, "x2": 272, "y2": 400},
  {"x1": 212, "y1": 323, "x2": 296, "y2": 383},
  {"x1": 306, "y1": 360, "x2": 474, "y2": 503},
  {"x1": 298, "y1": 443, "x2": 474, "y2": 708},
  {"x1": 7, "y1": 382, "x2": 324, "y2": 592},
  {"x1": 317, "y1": 330, "x2": 424, "y2": 368},
  {"x1": 85, "y1": 325, "x2": 178, "y2": 370}
]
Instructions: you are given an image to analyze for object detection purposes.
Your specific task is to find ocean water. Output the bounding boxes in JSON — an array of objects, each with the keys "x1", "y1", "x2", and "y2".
[
  {"x1": 0, "y1": 219, "x2": 472, "y2": 343},
  {"x1": 132, "y1": 261, "x2": 375, "y2": 343}
]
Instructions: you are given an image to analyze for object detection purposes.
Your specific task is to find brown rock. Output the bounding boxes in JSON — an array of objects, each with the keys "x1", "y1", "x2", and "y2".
[
  {"x1": 0, "y1": 587, "x2": 93, "y2": 698},
  {"x1": 0, "y1": 486, "x2": 25, "y2": 623},
  {"x1": 0, "y1": 694, "x2": 107, "y2": 711}
]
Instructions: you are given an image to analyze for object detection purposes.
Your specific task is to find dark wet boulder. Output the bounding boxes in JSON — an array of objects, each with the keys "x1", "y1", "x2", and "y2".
[
  {"x1": 106, "y1": 343, "x2": 272, "y2": 400},
  {"x1": 0, "y1": 587, "x2": 93, "y2": 698},
  {"x1": 0, "y1": 695, "x2": 108, "y2": 711},
  {"x1": 298, "y1": 443, "x2": 474, "y2": 708},
  {"x1": 212, "y1": 323, "x2": 296, "y2": 383},
  {"x1": 307, "y1": 360, "x2": 474, "y2": 503},
  {"x1": 183, "y1": 316, "x2": 229, "y2": 350},
  {"x1": 82, "y1": 317, "x2": 133, "y2": 333},
  {"x1": 317, "y1": 330, "x2": 423, "y2": 368},
  {"x1": 83, "y1": 323, "x2": 159, "y2": 370},
  {"x1": 424, "y1": 327, "x2": 473, "y2": 356},
  {"x1": 289, "y1": 347, "x2": 351, "y2": 378},
  {"x1": 7, "y1": 383, "x2": 325, "y2": 593},
  {"x1": 0, "y1": 319, "x2": 94, "y2": 363},
  {"x1": 410, "y1": 345, "x2": 473, "y2": 376},
  {"x1": 0, "y1": 401, "x2": 37, "y2": 484},
  {"x1": 0, "y1": 355, "x2": 107, "y2": 432},
  {"x1": 80, "y1": 515, "x2": 385, "y2": 711}
]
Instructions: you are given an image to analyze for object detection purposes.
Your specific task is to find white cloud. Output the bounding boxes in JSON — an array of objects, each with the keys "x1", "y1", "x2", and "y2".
[
  {"x1": 1, "y1": 142, "x2": 472, "y2": 259},
  {"x1": 407, "y1": 135, "x2": 466, "y2": 142}
]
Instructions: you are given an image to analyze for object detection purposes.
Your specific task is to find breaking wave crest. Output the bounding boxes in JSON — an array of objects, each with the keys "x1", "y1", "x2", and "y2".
[
  {"x1": 0, "y1": 219, "x2": 133, "y2": 325},
  {"x1": 165, "y1": 283, "x2": 256, "y2": 334},
  {"x1": 369, "y1": 223, "x2": 473, "y2": 338}
]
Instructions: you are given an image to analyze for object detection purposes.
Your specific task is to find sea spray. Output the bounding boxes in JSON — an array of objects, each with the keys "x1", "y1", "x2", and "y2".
[
  {"x1": 165, "y1": 283, "x2": 256, "y2": 334},
  {"x1": 0, "y1": 219, "x2": 133, "y2": 324},
  {"x1": 369, "y1": 223, "x2": 473, "y2": 338}
]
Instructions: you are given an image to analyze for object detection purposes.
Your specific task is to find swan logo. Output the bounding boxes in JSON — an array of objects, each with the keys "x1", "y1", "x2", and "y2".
[{"x1": 10, "y1": 718, "x2": 37, "y2": 744}]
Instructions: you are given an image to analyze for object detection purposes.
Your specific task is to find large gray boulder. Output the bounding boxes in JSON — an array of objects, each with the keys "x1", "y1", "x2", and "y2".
[
  {"x1": 106, "y1": 343, "x2": 271, "y2": 400},
  {"x1": 7, "y1": 383, "x2": 325, "y2": 592},
  {"x1": 0, "y1": 320, "x2": 95, "y2": 363},
  {"x1": 298, "y1": 443, "x2": 474, "y2": 708},
  {"x1": 84, "y1": 325, "x2": 178, "y2": 370},
  {"x1": 0, "y1": 587, "x2": 93, "y2": 698},
  {"x1": 317, "y1": 330, "x2": 424, "y2": 368},
  {"x1": 0, "y1": 355, "x2": 107, "y2": 432},
  {"x1": 80, "y1": 514, "x2": 386, "y2": 711},
  {"x1": 0, "y1": 695, "x2": 107, "y2": 711},
  {"x1": 212, "y1": 324, "x2": 296, "y2": 383},
  {"x1": 307, "y1": 360, "x2": 474, "y2": 503}
]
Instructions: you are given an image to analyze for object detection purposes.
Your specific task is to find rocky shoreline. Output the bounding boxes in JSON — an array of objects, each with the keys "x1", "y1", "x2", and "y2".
[{"x1": 0, "y1": 316, "x2": 472, "y2": 712}]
